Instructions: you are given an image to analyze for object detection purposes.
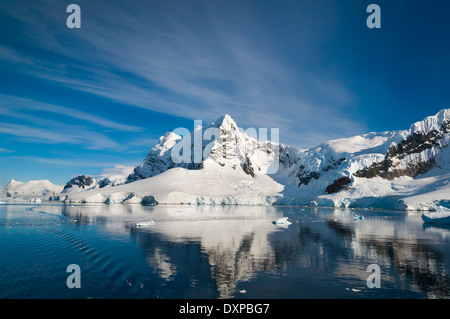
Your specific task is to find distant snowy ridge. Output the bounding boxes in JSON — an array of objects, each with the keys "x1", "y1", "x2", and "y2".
[
  {"x1": 0, "y1": 165, "x2": 133, "y2": 201},
  {"x1": 0, "y1": 179, "x2": 63, "y2": 200}
]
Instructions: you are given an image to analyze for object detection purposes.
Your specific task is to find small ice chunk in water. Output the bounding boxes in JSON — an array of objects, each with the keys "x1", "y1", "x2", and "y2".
[
  {"x1": 135, "y1": 221, "x2": 155, "y2": 228},
  {"x1": 273, "y1": 217, "x2": 292, "y2": 226}
]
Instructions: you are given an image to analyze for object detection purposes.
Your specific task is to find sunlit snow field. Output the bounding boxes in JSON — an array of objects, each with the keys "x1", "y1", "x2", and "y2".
[{"x1": 1, "y1": 203, "x2": 450, "y2": 299}]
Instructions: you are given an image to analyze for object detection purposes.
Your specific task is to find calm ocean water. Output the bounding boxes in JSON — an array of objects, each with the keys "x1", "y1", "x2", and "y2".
[{"x1": 1, "y1": 203, "x2": 450, "y2": 299}]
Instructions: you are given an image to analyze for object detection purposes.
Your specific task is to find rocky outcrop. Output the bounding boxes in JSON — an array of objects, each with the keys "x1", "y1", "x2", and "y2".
[
  {"x1": 295, "y1": 157, "x2": 346, "y2": 187},
  {"x1": 242, "y1": 156, "x2": 255, "y2": 177},
  {"x1": 62, "y1": 175, "x2": 95, "y2": 193},
  {"x1": 325, "y1": 176, "x2": 351, "y2": 194}
]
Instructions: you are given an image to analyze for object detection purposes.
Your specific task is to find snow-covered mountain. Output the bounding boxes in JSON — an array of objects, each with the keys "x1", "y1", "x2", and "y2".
[
  {"x1": 126, "y1": 115, "x2": 279, "y2": 182},
  {"x1": 64, "y1": 114, "x2": 285, "y2": 205},
  {"x1": 63, "y1": 109, "x2": 450, "y2": 210},
  {"x1": 276, "y1": 108, "x2": 450, "y2": 210}
]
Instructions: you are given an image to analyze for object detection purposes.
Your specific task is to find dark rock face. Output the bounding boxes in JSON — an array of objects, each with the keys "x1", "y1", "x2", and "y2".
[
  {"x1": 322, "y1": 158, "x2": 346, "y2": 172},
  {"x1": 126, "y1": 169, "x2": 147, "y2": 183},
  {"x1": 127, "y1": 157, "x2": 176, "y2": 183},
  {"x1": 355, "y1": 160, "x2": 387, "y2": 179},
  {"x1": 63, "y1": 175, "x2": 94, "y2": 192},
  {"x1": 325, "y1": 176, "x2": 351, "y2": 194},
  {"x1": 389, "y1": 132, "x2": 439, "y2": 159},
  {"x1": 296, "y1": 166, "x2": 320, "y2": 186},
  {"x1": 355, "y1": 157, "x2": 437, "y2": 180},
  {"x1": 385, "y1": 158, "x2": 437, "y2": 179},
  {"x1": 98, "y1": 178, "x2": 111, "y2": 188},
  {"x1": 296, "y1": 157, "x2": 346, "y2": 187},
  {"x1": 278, "y1": 145, "x2": 297, "y2": 169},
  {"x1": 242, "y1": 157, "x2": 255, "y2": 177}
]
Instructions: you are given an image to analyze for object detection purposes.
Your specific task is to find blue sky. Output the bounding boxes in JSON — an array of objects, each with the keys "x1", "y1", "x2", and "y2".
[{"x1": 0, "y1": 0, "x2": 449, "y2": 185}]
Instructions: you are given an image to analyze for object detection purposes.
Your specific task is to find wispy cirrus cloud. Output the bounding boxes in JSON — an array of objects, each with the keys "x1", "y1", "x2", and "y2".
[
  {"x1": 0, "y1": 122, "x2": 121, "y2": 150},
  {"x1": 0, "y1": 94, "x2": 145, "y2": 152},
  {"x1": 0, "y1": 95, "x2": 144, "y2": 133},
  {"x1": 0, "y1": 0, "x2": 365, "y2": 148},
  {"x1": 0, "y1": 148, "x2": 13, "y2": 153},
  {"x1": 1, "y1": 155, "x2": 134, "y2": 168}
]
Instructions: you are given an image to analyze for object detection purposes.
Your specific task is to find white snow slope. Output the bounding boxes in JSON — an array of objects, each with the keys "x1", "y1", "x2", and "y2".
[{"x1": 65, "y1": 164, "x2": 284, "y2": 205}]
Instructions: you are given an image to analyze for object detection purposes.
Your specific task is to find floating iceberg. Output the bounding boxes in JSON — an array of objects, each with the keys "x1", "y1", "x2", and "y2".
[
  {"x1": 422, "y1": 206, "x2": 450, "y2": 224},
  {"x1": 135, "y1": 221, "x2": 156, "y2": 228},
  {"x1": 273, "y1": 217, "x2": 292, "y2": 226},
  {"x1": 0, "y1": 201, "x2": 5, "y2": 204}
]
